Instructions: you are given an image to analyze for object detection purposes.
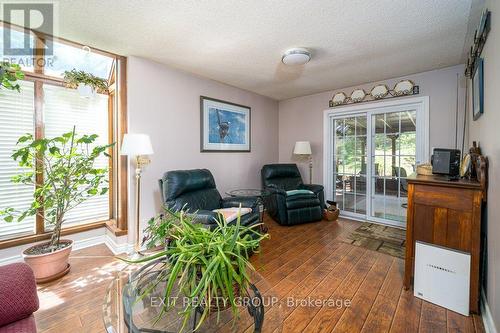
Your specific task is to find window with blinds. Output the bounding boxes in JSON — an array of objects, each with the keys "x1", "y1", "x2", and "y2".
[
  {"x1": 43, "y1": 84, "x2": 110, "y2": 227},
  {"x1": 0, "y1": 81, "x2": 35, "y2": 239},
  {"x1": 0, "y1": 23, "x2": 119, "y2": 242}
]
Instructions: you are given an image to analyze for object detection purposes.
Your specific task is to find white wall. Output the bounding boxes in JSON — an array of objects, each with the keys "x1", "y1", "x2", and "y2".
[
  {"x1": 467, "y1": 1, "x2": 500, "y2": 330},
  {"x1": 278, "y1": 65, "x2": 466, "y2": 182},
  {"x1": 127, "y1": 56, "x2": 279, "y2": 240}
]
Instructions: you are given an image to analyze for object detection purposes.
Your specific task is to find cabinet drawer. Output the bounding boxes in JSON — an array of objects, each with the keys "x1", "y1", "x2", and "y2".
[{"x1": 413, "y1": 185, "x2": 473, "y2": 211}]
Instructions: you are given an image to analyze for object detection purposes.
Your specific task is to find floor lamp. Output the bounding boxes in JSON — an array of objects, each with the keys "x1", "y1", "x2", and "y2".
[
  {"x1": 120, "y1": 134, "x2": 154, "y2": 259},
  {"x1": 294, "y1": 141, "x2": 312, "y2": 184}
]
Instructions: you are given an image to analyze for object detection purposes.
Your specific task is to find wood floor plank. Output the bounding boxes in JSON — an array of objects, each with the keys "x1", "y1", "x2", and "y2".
[
  {"x1": 257, "y1": 225, "x2": 336, "y2": 273},
  {"x1": 419, "y1": 301, "x2": 447, "y2": 332},
  {"x1": 281, "y1": 249, "x2": 361, "y2": 333},
  {"x1": 281, "y1": 246, "x2": 366, "y2": 320},
  {"x1": 360, "y1": 258, "x2": 404, "y2": 333},
  {"x1": 302, "y1": 251, "x2": 380, "y2": 333},
  {"x1": 447, "y1": 310, "x2": 475, "y2": 333},
  {"x1": 32, "y1": 215, "x2": 480, "y2": 333},
  {"x1": 332, "y1": 255, "x2": 393, "y2": 332},
  {"x1": 390, "y1": 289, "x2": 422, "y2": 333}
]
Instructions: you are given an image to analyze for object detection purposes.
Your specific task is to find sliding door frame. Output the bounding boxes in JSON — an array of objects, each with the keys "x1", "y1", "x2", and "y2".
[{"x1": 323, "y1": 96, "x2": 430, "y2": 227}]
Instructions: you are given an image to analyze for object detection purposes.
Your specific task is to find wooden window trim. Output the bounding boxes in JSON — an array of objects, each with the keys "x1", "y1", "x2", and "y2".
[
  {"x1": 0, "y1": 23, "x2": 129, "y2": 248},
  {"x1": 0, "y1": 220, "x2": 110, "y2": 250}
]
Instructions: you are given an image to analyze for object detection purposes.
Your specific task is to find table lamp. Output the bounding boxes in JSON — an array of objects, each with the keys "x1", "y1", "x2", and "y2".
[
  {"x1": 293, "y1": 141, "x2": 313, "y2": 184},
  {"x1": 121, "y1": 133, "x2": 154, "y2": 258}
]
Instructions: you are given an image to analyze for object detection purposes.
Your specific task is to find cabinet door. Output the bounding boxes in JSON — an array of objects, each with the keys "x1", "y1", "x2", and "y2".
[{"x1": 413, "y1": 204, "x2": 472, "y2": 251}]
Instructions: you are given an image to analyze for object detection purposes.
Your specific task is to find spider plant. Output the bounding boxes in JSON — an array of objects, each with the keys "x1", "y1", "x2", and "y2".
[
  {"x1": 125, "y1": 207, "x2": 268, "y2": 332},
  {"x1": 63, "y1": 68, "x2": 108, "y2": 93}
]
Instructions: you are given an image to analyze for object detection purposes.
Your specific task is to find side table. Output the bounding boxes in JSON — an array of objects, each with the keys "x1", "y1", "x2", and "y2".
[{"x1": 225, "y1": 188, "x2": 270, "y2": 233}]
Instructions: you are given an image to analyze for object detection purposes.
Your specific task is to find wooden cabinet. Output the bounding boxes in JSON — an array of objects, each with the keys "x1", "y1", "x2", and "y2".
[{"x1": 404, "y1": 174, "x2": 483, "y2": 313}]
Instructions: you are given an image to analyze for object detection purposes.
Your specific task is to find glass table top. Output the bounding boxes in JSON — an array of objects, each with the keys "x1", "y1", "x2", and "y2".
[
  {"x1": 103, "y1": 260, "x2": 283, "y2": 333},
  {"x1": 225, "y1": 189, "x2": 271, "y2": 198}
]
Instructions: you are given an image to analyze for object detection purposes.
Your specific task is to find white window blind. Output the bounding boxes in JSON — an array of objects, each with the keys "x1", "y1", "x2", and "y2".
[
  {"x1": 0, "y1": 81, "x2": 35, "y2": 239},
  {"x1": 43, "y1": 84, "x2": 110, "y2": 227}
]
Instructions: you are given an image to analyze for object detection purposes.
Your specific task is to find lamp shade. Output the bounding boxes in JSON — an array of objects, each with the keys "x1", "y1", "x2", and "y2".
[
  {"x1": 293, "y1": 141, "x2": 312, "y2": 155},
  {"x1": 121, "y1": 134, "x2": 154, "y2": 156}
]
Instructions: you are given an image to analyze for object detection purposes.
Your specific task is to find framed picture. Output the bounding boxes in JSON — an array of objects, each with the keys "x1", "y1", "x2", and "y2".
[
  {"x1": 472, "y1": 58, "x2": 484, "y2": 121},
  {"x1": 200, "y1": 96, "x2": 251, "y2": 152}
]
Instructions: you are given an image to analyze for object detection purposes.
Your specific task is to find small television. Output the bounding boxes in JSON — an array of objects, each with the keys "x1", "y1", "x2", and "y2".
[{"x1": 431, "y1": 148, "x2": 461, "y2": 178}]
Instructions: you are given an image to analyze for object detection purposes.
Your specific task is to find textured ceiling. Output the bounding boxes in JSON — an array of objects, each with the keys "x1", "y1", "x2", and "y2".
[{"x1": 51, "y1": 0, "x2": 473, "y2": 100}]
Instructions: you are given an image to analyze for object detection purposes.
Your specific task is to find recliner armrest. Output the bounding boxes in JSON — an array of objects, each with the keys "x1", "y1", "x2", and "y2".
[
  {"x1": 222, "y1": 196, "x2": 259, "y2": 210},
  {"x1": 299, "y1": 183, "x2": 325, "y2": 209},
  {"x1": 300, "y1": 183, "x2": 324, "y2": 193}
]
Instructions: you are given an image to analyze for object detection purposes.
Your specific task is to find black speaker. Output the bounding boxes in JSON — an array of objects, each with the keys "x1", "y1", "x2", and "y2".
[{"x1": 431, "y1": 148, "x2": 461, "y2": 177}]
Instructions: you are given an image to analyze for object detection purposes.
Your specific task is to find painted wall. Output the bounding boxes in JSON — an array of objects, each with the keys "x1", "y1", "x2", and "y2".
[
  {"x1": 278, "y1": 65, "x2": 466, "y2": 183},
  {"x1": 127, "y1": 56, "x2": 279, "y2": 237},
  {"x1": 467, "y1": 1, "x2": 500, "y2": 330}
]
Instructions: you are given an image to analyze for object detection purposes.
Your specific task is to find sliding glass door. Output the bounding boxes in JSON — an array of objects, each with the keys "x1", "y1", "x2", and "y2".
[
  {"x1": 326, "y1": 97, "x2": 428, "y2": 228},
  {"x1": 371, "y1": 110, "x2": 416, "y2": 224},
  {"x1": 333, "y1": 115, "x2": 367, "y2": 218}
]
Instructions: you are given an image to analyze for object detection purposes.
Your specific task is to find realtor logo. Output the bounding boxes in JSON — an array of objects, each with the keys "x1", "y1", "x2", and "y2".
[{"x1": 2, "y1": 2, "x2": 54, "y2": 56}]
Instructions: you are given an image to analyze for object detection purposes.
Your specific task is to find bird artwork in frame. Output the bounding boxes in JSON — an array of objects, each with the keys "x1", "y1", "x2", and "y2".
[{"x1": 200, "y1": 96, "x2": 251, "y2": 152}]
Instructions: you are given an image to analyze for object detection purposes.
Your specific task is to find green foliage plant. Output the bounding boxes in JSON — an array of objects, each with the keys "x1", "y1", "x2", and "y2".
[
  {"x1": 63, "y1": 68, "x2": 108, "y2": 93},
  {"x1": 126, "y1": 208, "x2": 269, "y2": 331},
  {"x1": 0, "y1": 127, "x2": 113, "y2": 252},
  {"x1": 0, "y1": 61, "x2": 24, "y2": 91}
]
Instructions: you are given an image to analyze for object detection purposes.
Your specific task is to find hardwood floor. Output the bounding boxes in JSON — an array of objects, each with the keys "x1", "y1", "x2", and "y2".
[{"x1": 34, "y1": 216, "x2": 485, "y2": 332}]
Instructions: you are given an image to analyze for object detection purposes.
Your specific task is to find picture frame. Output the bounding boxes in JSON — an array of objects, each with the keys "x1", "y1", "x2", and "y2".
[
  {"x1": 200, "y1": 96, "x2": 251, "y2": 152},
  {"x1": 472, "y1": 58, "x2": 484, "y2": 121}
]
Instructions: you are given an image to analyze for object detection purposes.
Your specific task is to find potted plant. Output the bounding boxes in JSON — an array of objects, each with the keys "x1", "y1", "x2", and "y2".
[
  {"x1": 0, "y1": 127, "x2": 113, "y2": 282},
  {"x1": 63, "y1": 68, "x2": 108, "y2": 97},
  {"x1": 128, "y1": 208, "x2": 268, "y2": 331},
  {"x1": 0, "y1": 61, "x2": 24, "y2": 91}
]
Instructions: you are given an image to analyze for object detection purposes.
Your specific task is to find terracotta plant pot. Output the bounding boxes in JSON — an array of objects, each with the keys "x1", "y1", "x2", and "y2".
[{"x1": 23, "y1": 239, "x2": 73, "y2": 283}]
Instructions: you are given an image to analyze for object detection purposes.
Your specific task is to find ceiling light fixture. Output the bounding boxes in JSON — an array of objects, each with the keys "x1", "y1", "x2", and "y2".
[{"x1": 282, "y1": 47, "x2": 311, "y2": 66}]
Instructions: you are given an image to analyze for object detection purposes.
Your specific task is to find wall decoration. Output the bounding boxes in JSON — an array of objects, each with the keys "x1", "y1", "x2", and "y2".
[
  {"x1": 393, "y1": 80, "x2": 415, "y2": 96},
  {"x1": 350, "y1": 89, "x2": 366, "y2": 102},
  {"x1": 200, "y1": 96, "x2": 251, "y2": 152},
  {"x1": 472, "y1": 58, "x2": 484, "y2": 121},
  {"x1": 331, "y1": 92, "x2": 347, "y2": 105},
  {"x1": 370, "y1": 84, "x2": 389, "y2": 99},
  {"x1": 465, "y1": 9, "x2": 491, "y2": 78},
  {"x1": 329, "y1": 80, "x2": 419, "y2": 107}
]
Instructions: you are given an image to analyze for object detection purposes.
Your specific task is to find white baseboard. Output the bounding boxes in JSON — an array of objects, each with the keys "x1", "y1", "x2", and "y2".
[
  {"x1": 104, "y1": 233, "x2": 133, "y2": 255},
  {"x1": 73, "y1": 235, "x2": 106, "y2": 251},
  {"x1": 0, "y1": 234, "x2": 106, "y2": 266},
  {"x1": 481, "y1": 288, "x2": 498, "y2": 333},
  {"x1": 0, "y1": 253, "x2": 25, "y2": 265}
]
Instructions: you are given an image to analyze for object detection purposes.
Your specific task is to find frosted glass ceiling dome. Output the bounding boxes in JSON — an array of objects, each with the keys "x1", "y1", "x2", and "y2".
[{"x1": 282, "y1": 48, "x2": 311, "y2": 66}]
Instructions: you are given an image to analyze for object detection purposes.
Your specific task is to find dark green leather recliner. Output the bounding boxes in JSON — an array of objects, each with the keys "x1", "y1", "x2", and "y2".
[
  {"x1": 158, "y1": 169, "x2": 260, "y2": 229},
  {"x1": 261, "y1": 164, "x2": 325, "y2": 226}
]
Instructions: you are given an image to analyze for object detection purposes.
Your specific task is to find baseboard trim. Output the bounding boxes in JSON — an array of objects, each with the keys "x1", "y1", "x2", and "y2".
[
  {"x1": 104, "y1": 233, "x2": 133, "y2": 255},
  {"x1": 0, "y1": 234, "x2": 106, "y2": 266},
  {"x1": 481, "y1": 288, "x2": 498, "y2": 333},
  {"x1": 0, "y1": 253, "x2": 24, "y2": 265}
]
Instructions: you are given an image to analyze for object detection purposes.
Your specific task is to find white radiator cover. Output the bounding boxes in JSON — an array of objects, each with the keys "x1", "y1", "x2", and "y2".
[{"x1": 414, "y1": 241, "x2": 471, "y2": 316}]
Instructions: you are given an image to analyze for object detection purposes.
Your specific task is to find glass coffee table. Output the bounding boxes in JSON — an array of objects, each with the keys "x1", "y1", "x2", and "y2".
[
  {"x1": 225, "y1": 189, "x2": 270, "y2": 232},
  {"x1": 103, "y1": 260, "x2": 283, "y2": 333}
]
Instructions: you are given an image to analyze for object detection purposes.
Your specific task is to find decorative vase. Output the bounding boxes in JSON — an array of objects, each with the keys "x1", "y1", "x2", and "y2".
[{"x1": 22, "y1": 239, "x2": 73, "y2": 283}]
